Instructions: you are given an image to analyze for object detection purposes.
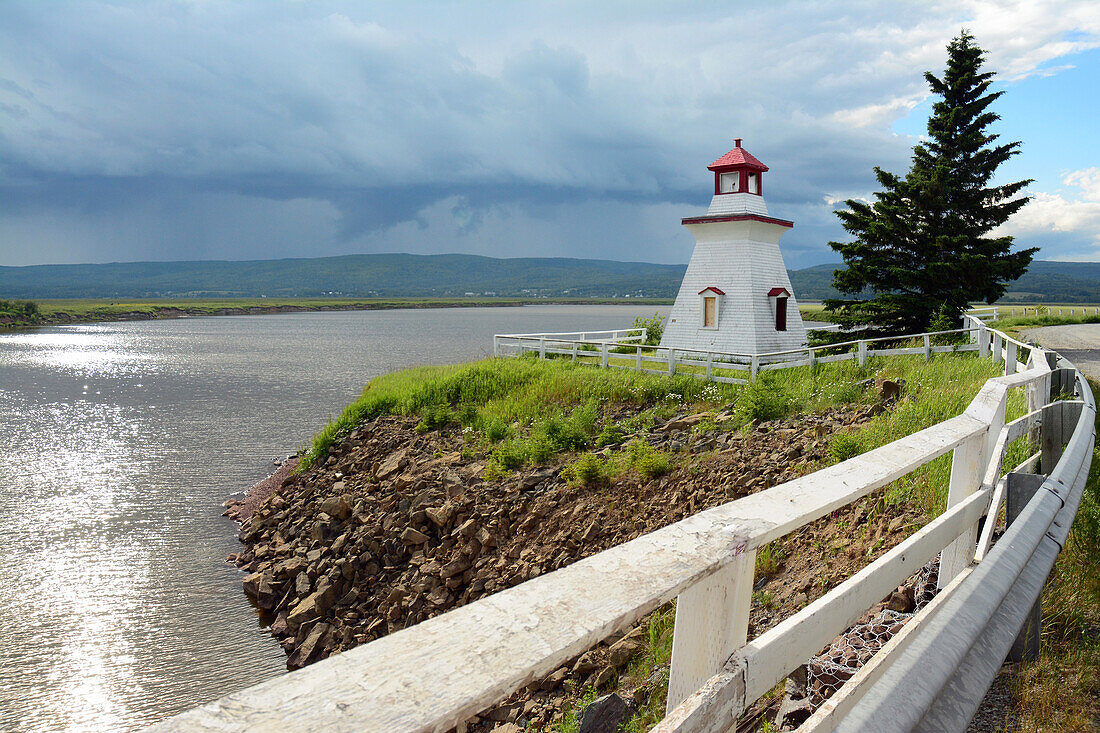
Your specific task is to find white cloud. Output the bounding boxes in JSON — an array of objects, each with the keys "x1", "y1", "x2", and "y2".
[{"x1": 1002, "y1": 168, "x2": 1100, "y2": 260}]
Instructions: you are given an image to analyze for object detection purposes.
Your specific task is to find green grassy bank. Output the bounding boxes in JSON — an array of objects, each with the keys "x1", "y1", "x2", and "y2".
[{"x1": 0, "y1": 296, "x2": 674, "y2": 330}]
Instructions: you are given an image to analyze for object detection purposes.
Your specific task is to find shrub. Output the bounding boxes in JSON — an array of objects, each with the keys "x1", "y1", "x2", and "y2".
[
  {"x1": 632, "y1": 312, "x2": 665, "y2": 345},
  {"x1": 564, "y1": 453, "x2": 608, "y2": 487},
  {"x1": 595, "y1": 425, "x2": 627, "y2": 448},
  {"x1": 491, "y1": 439, "x2": 527, "y2": 471},
  {"x1": 454, "y1": 404, "x2": 479, "y2": 427},
  {"x1": 625, "y1": 438, "x2": 672, "y2": 478},
  {"x1": 737, "y1": 376, "x2": 792, "y2": 423},
  {"x1": 829, "y1": 432, "x2": 864, "y2": 462},
  {"x1": 415, "y1": 403, "x2": 452, "y2": 433},
  {"x1": 483, "y1": 416, "x2": 513, "y2": 443}
]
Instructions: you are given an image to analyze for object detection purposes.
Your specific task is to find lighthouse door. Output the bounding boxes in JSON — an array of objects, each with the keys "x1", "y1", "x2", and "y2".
[
  {"x1": 775, "y1": 297, "x2": 787, "y2": 331},
  {"x1": 704, "y1": 297, "x2": 716, "y2": 327}
]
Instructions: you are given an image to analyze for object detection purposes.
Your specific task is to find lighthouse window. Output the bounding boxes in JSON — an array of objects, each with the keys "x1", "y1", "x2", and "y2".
[
  {"x1": 703, "y1": 296, "x2": 717, "y2": 327},
  {"x1": 720, "y1": 172, "x2": 739, "y2": 193},
  {"x1": 747, "y1": 172, "x2": 758, "y2": 194}
]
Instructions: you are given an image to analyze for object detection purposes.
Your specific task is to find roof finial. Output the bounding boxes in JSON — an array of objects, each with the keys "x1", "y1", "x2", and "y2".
[{"x1": 734, "y1": 138, "x2": 742, "y2": 148}]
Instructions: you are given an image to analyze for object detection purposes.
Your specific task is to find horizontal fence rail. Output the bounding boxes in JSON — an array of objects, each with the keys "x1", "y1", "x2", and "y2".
[
  {"x1": 494, "y1": 325, "x2": 984, "y2": 383},
  {"x1": 154, "y1": 317, "x2": 1095, "y2": 733}
]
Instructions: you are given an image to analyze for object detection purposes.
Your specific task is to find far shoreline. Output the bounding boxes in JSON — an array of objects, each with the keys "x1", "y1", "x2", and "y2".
[{"x1": 0, "y1": 296, "x2": 675, "y2": 332}]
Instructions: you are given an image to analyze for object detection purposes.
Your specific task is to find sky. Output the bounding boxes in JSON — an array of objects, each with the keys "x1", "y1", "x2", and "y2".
[{"x1": 1, "y1": 1, "x2": 1099, "y2": 270}]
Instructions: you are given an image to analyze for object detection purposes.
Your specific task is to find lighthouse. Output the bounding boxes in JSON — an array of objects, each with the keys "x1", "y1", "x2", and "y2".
[{"x1": 659, "y1": 139, "x2": 806, "y2": 355}]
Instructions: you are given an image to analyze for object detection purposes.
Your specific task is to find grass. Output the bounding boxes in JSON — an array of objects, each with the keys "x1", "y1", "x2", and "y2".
[
  {"x1": 1009, "y1": 377, "x2": 1100, "y2": 730},
  {"x1": 300, "y1": 358, "x2": 737, "y2": 470},
  {"x1": 0, "y1": 296, "x2": 673, "y2": 330}
]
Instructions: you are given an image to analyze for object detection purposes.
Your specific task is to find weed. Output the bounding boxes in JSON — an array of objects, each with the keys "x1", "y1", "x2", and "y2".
[
  {"x1": 625, "y1": 438, "x2": 671, "y2": 478},
  {"x1": 555, "y1": 686, "x2": 600, "y2": 733},
  {"x1": 829, "y1": 432, "x2": 863, "y2": 462},
  {"x1": 595, "y1": 424, "x2": 628, "y2": 448},
  {"x1": 415, "y1": 403, "x2": 452, "y2": 433},
  {"x1": 755, "y1": 541, "x2": 787, "y2": 576},
  {"x1": 483, "y1": 416, "x2": 512, "y2": 443},
  {"x1": 563, "y1": 453, "x2": 609, "y2": 487},
  {"x1": 737, "y1": 375, "x2": 793, "y2": 423}
]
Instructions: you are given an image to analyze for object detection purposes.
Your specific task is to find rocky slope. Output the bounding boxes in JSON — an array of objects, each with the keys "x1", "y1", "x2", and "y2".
[{"x1": 227, "y1": 398, "x2": 927, "y2": 730}]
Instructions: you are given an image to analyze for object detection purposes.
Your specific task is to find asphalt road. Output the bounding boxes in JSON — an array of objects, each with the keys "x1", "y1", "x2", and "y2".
[{"x1": 1023, "y1": 323, "x2": 1100, "y2": 380}]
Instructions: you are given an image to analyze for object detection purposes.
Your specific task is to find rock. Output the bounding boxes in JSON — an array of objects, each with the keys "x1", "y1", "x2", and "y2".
[
  {"x1": 572, "y1": 650, "x2": 600, "y2": 674},
  {"x1": 320, "y1": 496, "x2": 351, "y2": 520},
  {"x1": 519, "y1": 467, "x2": 556, "y2": 490},
  {"x1": 287, "y1": 579, "x2": 338, "y2": 626},
  {"x1": 377, "y1": 449, "x2": 407, "y2": 479},
  {"x1": 876, "y1": 378, "x2": 905, "y2": 403},
  {"x1": 608, "y1": 636, "x2": 643, "y2": 668},
  {"x1": 288, "y1": 622, "x2": 333, "y2": 668},
  {"x1": 883, "y1": 587, "x2": 915, "y2": 613},
  {"x1": 425, "y1": 505, "x2": 452, "y2": 528},
  {"x1": 490, "y1": 724, "x2": 522, "y2": 733},
  {"x1": 577, "y1": 693, "x2": 630, "y2": 733},
  {"x1": 400, "y1": 527, "x2": 430, "y2": 545},
  {"x1": 774, "y1": 693, "x2": 812, "y2": 729},
  {"x1": 541, "y1": 666, "x2": 569, "y2": 690},
  {"x1": 662, "y1": 413, "x2": 710, "y2": 432},
  {"x1": 591, "y1": 665, "x2": 616, "y2": 688},
  {"x1": 440, "y1": 558, "x2": 471, "y2": 579}
]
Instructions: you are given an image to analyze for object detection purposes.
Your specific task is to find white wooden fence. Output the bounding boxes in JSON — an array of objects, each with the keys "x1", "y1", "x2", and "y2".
[
  {"x1": 494, "y1": 326, "x2": 983, "y2": 383},
  {"x1": 151, "y1": 319, "x2": 1094, "y2": 733}
]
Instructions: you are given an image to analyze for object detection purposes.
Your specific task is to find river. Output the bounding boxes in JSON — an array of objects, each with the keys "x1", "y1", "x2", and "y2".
[{"x1": 0, "y1": 305, "x2": 667, "y2": 732}]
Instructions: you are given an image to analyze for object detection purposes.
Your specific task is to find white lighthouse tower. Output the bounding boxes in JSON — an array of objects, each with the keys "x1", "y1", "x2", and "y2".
[{"x1": 660, "y1": 139, "x2": 806, "y2": 355}]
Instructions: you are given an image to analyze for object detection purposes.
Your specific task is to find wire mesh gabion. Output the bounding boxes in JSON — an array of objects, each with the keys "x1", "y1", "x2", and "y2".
[{"x1": 806, "y1": 556, "x2": 940, "y2": 708}]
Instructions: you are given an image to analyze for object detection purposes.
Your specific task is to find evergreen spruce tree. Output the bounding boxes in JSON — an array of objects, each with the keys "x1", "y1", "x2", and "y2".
[{"x1": 825, "y1": 32, "x2": 1036, "y2": 336}]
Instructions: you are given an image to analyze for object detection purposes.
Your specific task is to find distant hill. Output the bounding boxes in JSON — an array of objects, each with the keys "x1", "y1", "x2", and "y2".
[
  {"x1": 0, "y1": 254, "x2": 685, "y2": 299},
  {"x1": 1, "y1": 254, "x2": 1096, "y2": 302}
]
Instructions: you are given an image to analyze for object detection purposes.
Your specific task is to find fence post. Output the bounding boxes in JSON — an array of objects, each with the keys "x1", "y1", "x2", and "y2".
[
  {"x1": 636, "y1": 345, "x2": 642, "y2": 373},
  {"x1": 750, "y1": 354, "x2": 760, "y2": 380},
  {"x1": 992, "y1": 332, "x2": 1003, "y2": 363},
  {"x1": 923, "y1": 334, "x2": 931, "y2": 362},
  {"x1": 857, "y1": 340, "x2": 867, "y2": 367},
  {"x1": 539, "y1": 338, "x2": 546, "y2": 360},
  {"x1": 1005, "y1": 340, "x2": 1017, "y2": 375},
  {"x1": 978, "y1": 326, "x2": 990, "y2": 358},
  {"x1": 572, "y1": 341, "x2": 578, "y2": 363},
  {"x1": 1005, "y1": 473, "x2": 1046, "y2": 663},
  {"x1": 939, "y1": 431, "x2": 985, "y2": 589},
  {"x1": 666, "y1": 551, "x2": 755, "y2": 713},
  {"x1": 807, "y1": 347, "x2": 816, "y2": 368},
  {"x1": 668, "y1": 349, "x2": 676, "y2": 376},
  {"x1": 601, "y1": 342, "x2": 609, "y2": 368},
  {"x1": 706, "y1": 351, "x2": 713, "y2": 379},
  {"x1": 493, "y1": 336, "x2": 500, "y2": 357}
]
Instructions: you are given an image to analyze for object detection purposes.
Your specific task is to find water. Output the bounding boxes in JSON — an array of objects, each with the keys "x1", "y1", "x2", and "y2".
[{"x1": 0, "y1": 305, "x2": 667, "y2": 732}]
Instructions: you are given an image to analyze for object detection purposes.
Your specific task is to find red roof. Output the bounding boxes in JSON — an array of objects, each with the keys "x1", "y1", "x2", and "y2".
[
  {"x1": 767, "y1": 287, "x2": 790, "y2": 297},
  {"x1": 698, "y1": 286, "x2": 726, "y2": 295},
  {"x1": 708, "y1": 139, "x2": 768, "y2": 172}
]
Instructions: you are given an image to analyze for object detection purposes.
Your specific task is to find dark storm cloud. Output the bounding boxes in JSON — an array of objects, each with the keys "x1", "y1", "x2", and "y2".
[{"x1": 1, "y1": 1, "x2": 1097, "y2": 266}]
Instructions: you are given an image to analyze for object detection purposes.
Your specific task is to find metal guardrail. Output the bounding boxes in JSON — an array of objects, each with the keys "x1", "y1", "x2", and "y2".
[{"x1": 150, "y1": 319, "x2": 1094, "y2": 733}]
